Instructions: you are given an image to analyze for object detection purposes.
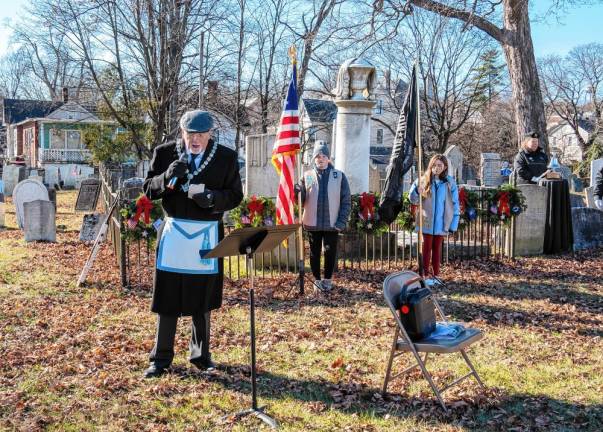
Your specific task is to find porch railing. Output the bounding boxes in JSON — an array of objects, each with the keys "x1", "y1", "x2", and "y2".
[{"x1": 39, "y1": 148, "x2": 91, "y2": 163}]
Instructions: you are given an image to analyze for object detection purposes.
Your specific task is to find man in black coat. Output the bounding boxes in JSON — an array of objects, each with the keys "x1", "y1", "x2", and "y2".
[
  {"x1": 143, "y1": 110, "x2": 243, "y2": 378},
  {"x1": 514, "y1": 131, "x2": 550, "y2": 184},
  {"x1": 595, "y1": 166, "x2": 603, "y2": 210}
]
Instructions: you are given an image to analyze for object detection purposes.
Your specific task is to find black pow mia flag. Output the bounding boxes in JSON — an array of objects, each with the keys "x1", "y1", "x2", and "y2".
[{"x1": 378, "y1": 66, "x2": 419, "y2": 224}]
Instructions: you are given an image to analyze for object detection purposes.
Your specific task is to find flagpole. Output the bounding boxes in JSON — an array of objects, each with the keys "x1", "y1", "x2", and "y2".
[
  {"x1": 289, "y1": 45, "x2": 305, "y2": 295},
  {"x1": 415, "y1": 62, "x2": 424, "y2": 276}
]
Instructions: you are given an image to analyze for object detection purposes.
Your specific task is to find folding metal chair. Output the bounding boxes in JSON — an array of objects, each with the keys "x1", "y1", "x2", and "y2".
[{"x1": 382, "y1": 270, "x2": 485, "y2": 411}]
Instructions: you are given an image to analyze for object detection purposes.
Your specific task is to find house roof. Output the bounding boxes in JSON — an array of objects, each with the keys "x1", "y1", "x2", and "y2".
[
  {"x1": 2, "y1": 98, "x2": 64, "y2": 125},
  {"x1": 547, "y1": 117, "x2": 596, "y2": 135},
  {"x1": 302, "y1": 98, "x2": 337, "y2": 123}
]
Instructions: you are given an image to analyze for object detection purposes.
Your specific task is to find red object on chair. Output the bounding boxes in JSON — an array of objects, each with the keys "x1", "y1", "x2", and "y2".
[{"x1": 401, "y1": 305, "x2": 410, "y2": 314}]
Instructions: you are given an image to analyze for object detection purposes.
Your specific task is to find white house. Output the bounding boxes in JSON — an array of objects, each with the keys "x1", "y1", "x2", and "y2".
[{"x1": 547, "y1": 117, "x2": 595, "y2": 165}]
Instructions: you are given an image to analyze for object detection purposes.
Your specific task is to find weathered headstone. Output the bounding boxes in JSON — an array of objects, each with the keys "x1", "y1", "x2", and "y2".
[
  {"x1": 444, "y1": 145, "x2": 464, "y2": 183},
  {"x1": 590, "y1": 158, "x2": 603, "y2": 187},
  {"x1": 1, "y1": 164, "x2": 27, "y2": 196},
  {"x1": 569, "y1": 174, "x2": 584, "y2": 193},
  {"x1": 480, "y1": 153, "x2": 503, "y2": 187},
  {"x1": 47, "y1": 187, "x2": 57, "y2": 210},
  {"x1": 121, "y1": 177, "x2": 145, "y2": 200},
  {"x1": 558, "y1": 165, "x2": 572, "y2": 180},
  {"x1": 23, "y1": 200, "x2": 56, "y2": 242},
  {"x1": 79, "y1": 213, "x2": 104, "y2": 242},
  {"x1": 13, "y1": 179, "x2": 50, "y2": 229},
  {"x1": 75, "y1": 179, "x2": 101, "y2": 212},
  {"x1": 569, "y1": 193, "x2": 585, "y2": 208},
  {"x1": 0, "y1": 190, "x2": 4, "y2": 228},
  {"x1": 514, "y1": 184, "x2": 547, "y2": 256},
  {"x1": 572, "y1": 207, "x2": 603, "y2": 250},
  {"x1": 585, "y1": 186, "x2": 595, "y2": 208}
]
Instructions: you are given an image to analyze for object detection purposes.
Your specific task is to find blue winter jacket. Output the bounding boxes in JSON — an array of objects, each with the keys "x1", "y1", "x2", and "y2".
[{"x1": 409, "y1": 175, "x2": 460, "y2": 235}]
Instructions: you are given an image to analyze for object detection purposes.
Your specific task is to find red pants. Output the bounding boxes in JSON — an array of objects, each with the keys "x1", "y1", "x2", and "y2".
[{"x1": 422, "y1": 234, "x2": 444, "y2": 277}]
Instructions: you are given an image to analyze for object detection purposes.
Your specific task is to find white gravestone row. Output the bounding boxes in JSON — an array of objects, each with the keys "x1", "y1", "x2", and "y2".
[
  {"x1": 444, "y1": 145, "x2": 464, "y2": 184},
  {"x1": 13, "y1": 179, "x2": 50, "y2": 229},
  {"x1": 480, "y1": 153, "x2": 503, "y2": 187}
]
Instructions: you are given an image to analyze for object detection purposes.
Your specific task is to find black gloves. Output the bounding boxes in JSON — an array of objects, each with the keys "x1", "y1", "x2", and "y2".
[
  {"x1": 293, "y1": 183, "x2": 302, "y2": 194},
  {"x1": 192, "y1": 190, "x2": 214, "y2": 208},
  {"x1": 165, "y1": 158, "x2": 188, "y2": 180}
]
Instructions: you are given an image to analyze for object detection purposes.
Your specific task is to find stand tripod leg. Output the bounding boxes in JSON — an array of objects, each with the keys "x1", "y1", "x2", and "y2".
[{"x1": 223, "y1": 253, "x2": 278, "y2": 429}]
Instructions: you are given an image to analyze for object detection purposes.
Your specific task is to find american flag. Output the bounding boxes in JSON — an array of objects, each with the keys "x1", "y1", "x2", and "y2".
[{"x1": 272, "y1": 62, "x2": 300, "y2": 225}]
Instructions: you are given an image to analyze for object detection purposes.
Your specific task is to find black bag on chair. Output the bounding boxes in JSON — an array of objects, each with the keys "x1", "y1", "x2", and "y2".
[{"x1": 396, "y1": 280, "x2": 436, "y2": 341}]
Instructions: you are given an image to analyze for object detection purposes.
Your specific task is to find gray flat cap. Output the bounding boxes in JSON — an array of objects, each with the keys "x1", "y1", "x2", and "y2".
[{"x1": 180, "y1": 110, "x2": 214, "y2": 133}]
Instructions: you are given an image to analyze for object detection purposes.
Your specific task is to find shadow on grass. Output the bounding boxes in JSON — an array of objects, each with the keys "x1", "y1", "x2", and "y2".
[{"x1": 172, "y1": 363, "x2": 603, "y2": 431}]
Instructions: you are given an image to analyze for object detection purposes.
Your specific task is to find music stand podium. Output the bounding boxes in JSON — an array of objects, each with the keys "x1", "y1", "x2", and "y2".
[{"x1": 204, "y1": 224, "x2": 299, "y2": 429}]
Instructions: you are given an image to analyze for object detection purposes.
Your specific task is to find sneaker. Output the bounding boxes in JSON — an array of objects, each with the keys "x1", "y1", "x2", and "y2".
[
  {"x1": 313, "y1": 279, "x2": 324, "y2": 292},
  {"x1": 321, "y1": 279, "x2": 333, "y2": 291}
]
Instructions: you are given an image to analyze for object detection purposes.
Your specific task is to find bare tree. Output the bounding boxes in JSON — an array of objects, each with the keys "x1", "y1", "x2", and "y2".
[
  {"x1": 0, "y1": 50, "x2": 30, "y2": 98},
  {"x1": 373, "y1": 0, "x2": 599, "y2": 152},
  {"x1": 22, "y1": 0, "x2": 219, "y2": 157},
  {"x1": 539, "y1": 43, "x2": 603, "y2": 153}
]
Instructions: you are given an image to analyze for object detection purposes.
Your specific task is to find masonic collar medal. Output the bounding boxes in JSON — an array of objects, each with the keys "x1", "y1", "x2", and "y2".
[{"x1": 176, "y1": 140, "x2": 217, "y2": 192}]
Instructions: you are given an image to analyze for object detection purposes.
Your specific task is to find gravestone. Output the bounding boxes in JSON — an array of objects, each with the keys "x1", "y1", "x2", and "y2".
[
  {"x1": 572, "y1": 207, "x2": 603, "y2": 250},
  {"x1": 590, "y1": 158, "x2": 603, "y2": 187},
  {"x1": 585, "y1": 186, "x2": 595, "y2": 208},
  {"x1": 23, "y1": 200, "x2": 56, "y2": 242},
  {"x1": 514, "y1": 184, "x2": 547, "y2": 256},
  {"x1": 558, "y1": 165, "x2": 572, "y2": 180},
  {"x1": 480, "y1": 153, "x2": 503, "y2": 187},
  {"x1": 0, "y1": 190, "x2": 4, "y2": 228},
  {"x1": 75, "y1": 179, "x2": 101, "y2": 212},
  {"x1": 13, "y1": 179, "x2": 50, "y2": 229},
  {"x1": 569, "y1": 174, "x2": 584, "y2": 193},
  {"x1": 47, "y1": 187, "x2": 57, "y2": 210},
  {"x1": 79, "y1": 213, "x2": 104, "y2": 242},
  {"x1": 121, "y1": 177, "x2": 145, "y2": 200},
  {"x1": 2, "y1": 164, "x2": 27, "y2": 196},
  {"x1": 569, "y1": 193, "x2": 585, "y2": 208},
  {"x1": 444, "y1": 145, "x2": 464, "y2": 183}
]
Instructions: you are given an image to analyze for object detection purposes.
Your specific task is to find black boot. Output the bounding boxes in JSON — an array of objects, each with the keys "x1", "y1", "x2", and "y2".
[{"x1": 144, "y1": 363, "x2": 168, "y2": 378}]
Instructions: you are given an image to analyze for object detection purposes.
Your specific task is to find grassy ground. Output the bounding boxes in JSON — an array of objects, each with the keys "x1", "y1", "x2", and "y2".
[{"x1": 0, "y1": 191, "x2": 601, "y2": 431}]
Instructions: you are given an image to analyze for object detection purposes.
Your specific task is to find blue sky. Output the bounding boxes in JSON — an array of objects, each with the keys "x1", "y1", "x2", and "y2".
[{"x1": 0, "y1": 0, "x2": 602, "y2": 58}]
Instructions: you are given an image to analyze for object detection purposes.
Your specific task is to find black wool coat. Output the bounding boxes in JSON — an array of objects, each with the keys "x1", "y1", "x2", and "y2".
[
  {"x1": 513, "y1": 148, "x2": 549, "y2": 184},
  {"x1": 144, "y1": 139, "x2": 243, "y2": 316}
]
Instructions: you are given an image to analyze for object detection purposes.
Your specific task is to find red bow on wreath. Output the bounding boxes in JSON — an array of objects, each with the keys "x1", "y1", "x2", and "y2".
[
  {"x1": 458, "y1": 188, "x2": 467, "y2": 214},
  {"x1": 248, "y1": 195, "x2": 264, "y2": 219},
  {"x1": 497, "y1": 191, "x2": 511, "y2": 218},
  {"x1": 134, "y1": 195, "x2": 154, "y2": 225},
  {"x1": 360, "y1": 192, "x2": 375, "y2": 221}
]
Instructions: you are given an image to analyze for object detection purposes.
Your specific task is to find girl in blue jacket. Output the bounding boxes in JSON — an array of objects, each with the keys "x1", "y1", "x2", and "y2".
[{"x1": 409, "y1": 154, "x2": 460, "y2": 282}]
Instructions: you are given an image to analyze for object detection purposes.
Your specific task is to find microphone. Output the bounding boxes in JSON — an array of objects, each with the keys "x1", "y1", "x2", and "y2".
[{"x1": 167, "y1": 153, "x2": 188, "y2": 190}]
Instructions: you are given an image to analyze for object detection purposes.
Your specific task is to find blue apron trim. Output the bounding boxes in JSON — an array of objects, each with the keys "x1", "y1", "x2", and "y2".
[{"x1": 157, "y1": 217, "x2": 219, "y2": 275}]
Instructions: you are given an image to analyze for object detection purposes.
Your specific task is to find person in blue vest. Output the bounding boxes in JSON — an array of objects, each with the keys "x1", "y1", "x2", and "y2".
[
  {"x1": 296, "y1": 142, "x2": 351, "y2": 292},
  {"x1": 409, "y1": 154, "x2": 460, "y2": 285}
]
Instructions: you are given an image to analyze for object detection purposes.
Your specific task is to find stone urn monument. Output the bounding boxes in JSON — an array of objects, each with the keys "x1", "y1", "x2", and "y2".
[{"x1": 333, "y1": 58, "x2": 377, "y2": 194}]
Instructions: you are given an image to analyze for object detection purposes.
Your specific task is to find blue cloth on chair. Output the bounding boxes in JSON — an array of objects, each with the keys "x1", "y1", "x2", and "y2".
[{"x1": 428, "y1": 323, "x2": 465, "y2": 340}]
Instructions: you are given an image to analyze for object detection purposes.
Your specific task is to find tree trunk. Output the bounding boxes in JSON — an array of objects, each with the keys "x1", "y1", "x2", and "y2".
[{"x1": 501, "y1": 1, "x2": 549, "y2": 152}]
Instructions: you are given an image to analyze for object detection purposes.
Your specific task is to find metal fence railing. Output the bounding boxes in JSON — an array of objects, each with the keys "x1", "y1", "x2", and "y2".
[{"x1": 99, "y1": 163, "x2": 514, "y2": 290}]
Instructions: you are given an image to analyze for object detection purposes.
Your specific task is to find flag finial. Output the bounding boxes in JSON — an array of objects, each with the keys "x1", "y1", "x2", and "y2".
[{"x1": 288, "y1": 45, "x2": 297, "y2": 64}]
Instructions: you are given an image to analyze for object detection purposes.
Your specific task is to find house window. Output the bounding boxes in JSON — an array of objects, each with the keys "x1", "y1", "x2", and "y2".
[
  {"x1": 49, "y1": 129, "x2": 64, "y2": 149},
  {"x1": 373, "y1": 99, "x2": 383, "y2": 115},
  {"x1": 376, "y1": 128, "x2": 384, "y2": 145},
  {"x1": 66, "y1": 130, "x2": 82, "y2": 149}
]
